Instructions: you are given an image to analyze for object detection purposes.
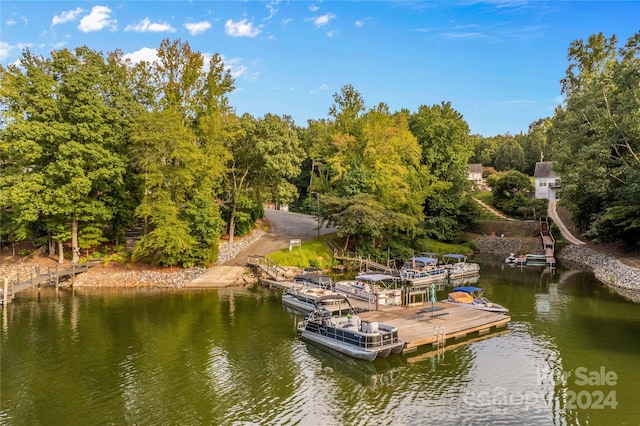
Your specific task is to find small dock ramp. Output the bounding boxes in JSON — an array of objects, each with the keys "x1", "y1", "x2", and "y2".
[
  {"x1": 539, "y1": 218, "x2": 557, "y2": 268},
  {"x1": 248, "y1": 255, "x2": 288, "y2": 281},
  {"x1": 185, "y1": 266, "x2": 249, "y2": 288}
]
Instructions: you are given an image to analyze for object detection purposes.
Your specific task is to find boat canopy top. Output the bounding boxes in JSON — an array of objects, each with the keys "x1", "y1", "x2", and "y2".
[
  {"x1": 409, "y1": 256, "x2": 438, "y2": 263},
  {"x1": 452, "y1": 286, "x2": 484, "y2": 293},
  {"x1": 294, "y1": 274, "x2": 334, "y2": 285},
  {"x1": 355, "y1": 274, "x2": 397, "y2": 282},
  {"x1": 444, "y1": 254, "x2": 467, "y2": 260}
]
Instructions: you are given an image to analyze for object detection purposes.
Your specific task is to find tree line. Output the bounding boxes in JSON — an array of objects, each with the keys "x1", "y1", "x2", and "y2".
[{"x1": 1, "y1": 32, "x2": 638, "y2": 267}]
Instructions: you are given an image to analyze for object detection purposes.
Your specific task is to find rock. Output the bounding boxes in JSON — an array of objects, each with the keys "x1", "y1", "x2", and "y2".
[{"x1": 558, "y1": 245, "x2": 640, "y2": 292}]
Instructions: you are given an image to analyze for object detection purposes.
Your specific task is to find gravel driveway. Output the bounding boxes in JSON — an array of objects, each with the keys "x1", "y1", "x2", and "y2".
[{"x1": 222, "y1": 210, "x2": 337, "y2": 266}]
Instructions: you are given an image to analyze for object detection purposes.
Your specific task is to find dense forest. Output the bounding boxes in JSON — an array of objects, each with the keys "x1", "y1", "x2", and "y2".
[{"x1": 1, "y1": 32, "x2": 638, "y2": 267}]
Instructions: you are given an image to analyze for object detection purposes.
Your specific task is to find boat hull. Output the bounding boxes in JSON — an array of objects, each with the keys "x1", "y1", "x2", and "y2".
[
  {"x1": 300, "y1": 330, "x2": 404, "y2": 361},
  {"x1": 444, "y1": 301, "x2": 509, "y2": 314}
]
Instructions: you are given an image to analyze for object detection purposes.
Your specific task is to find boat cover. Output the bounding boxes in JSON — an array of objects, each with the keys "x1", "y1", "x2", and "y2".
[
  {"x1": 448, "y1": 292, "x2": 474, "y2": 304},
  {"x1": 452, "y1": 287, "x2": 484, "y2": 293}
]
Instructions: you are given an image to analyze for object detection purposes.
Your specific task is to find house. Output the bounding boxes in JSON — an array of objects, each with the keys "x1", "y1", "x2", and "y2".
[
  {"x1": 533, "y1": 161, "x2": 561, "y2": 200},
  {"x1": 468, "y1": 164, "x2": 484, "y2": 187}
]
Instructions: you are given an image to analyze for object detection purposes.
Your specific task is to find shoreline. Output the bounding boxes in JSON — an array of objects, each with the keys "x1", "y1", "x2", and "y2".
[
  {"x1": 473, "y1": 236, "x2": 640, "y2": 300},
  {"x1": 3, "y1": 234, "x2": 639, "y2": 300}
]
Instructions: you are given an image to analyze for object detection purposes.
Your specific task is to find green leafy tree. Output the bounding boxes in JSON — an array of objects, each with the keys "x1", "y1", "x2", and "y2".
[
  {"x1": 409, "y1": 102, "x2": 474, "y2": 240},
  {"x1": 518, "y1": 118, "x2": 553, "y2": 175},
  {"x1": 129, "y1": 39, "x2": 232, "y2": 266},
  {"x1": 486, "y1": 170, "x2": 533, "y2": 216},
  {"x1": 494, "y1": 137, "x2": 526, "y2": 172},
  {"x1": 550, "y1": 32, "x2": 640, "y2": 245},
  {"x1": 223, "y1": 113, "x2": 306, "y2": 242},
  {"x1": 471, "y1": 135, "x2": 499, "y2": 166},
  {"x1": 317, "y1": 87, "x2": 428, "y2": 248},
  {"x1": 1, "y1": 46, "x2": 135, "y2": 263}
]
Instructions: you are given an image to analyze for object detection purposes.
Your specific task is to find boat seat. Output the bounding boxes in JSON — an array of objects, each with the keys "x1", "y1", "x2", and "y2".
[
  {"x1": 362, "y1": 321, "x2": 379, "y2": 333},
  {"x1": 350, "y1": 315, "x2": 362, "y2": 329}
]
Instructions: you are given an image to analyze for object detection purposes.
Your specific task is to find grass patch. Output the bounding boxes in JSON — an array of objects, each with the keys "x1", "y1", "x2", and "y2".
[
  {"x1": 418, "y1": 240, "x2": 476, "y2": 258},
  {"x1": 474, "y1": 190, "x2": 494, "y2": 206},
  {"x1": 267, "y1": 239, "x2": 336, "y2": 269}
]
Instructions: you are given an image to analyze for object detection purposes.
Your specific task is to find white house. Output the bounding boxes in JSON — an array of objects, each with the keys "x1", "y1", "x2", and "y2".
[
  {"x1": 468, "y1": 164, "x2": 483, "y2": 187},
  {"x1": 533, "y1": 161, "x2": 561, "y2": 200}
]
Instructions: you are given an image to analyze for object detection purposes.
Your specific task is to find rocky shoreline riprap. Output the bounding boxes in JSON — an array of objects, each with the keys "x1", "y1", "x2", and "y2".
[
  {"x1": 558, "y1": 245, "x2": 640, "y2": 291},
  {"x1": 70, "y1": 230, "x2": 268, "y2": 288},
  {"x1": 3, "y1": 233, "x2": 639, "y2": 295},
  {"x1": 1, "y1": 231, "x2": 266, "y2": 289},
  {"x1": 473, "y1": 236, "x2": 640, "y2": 297}
]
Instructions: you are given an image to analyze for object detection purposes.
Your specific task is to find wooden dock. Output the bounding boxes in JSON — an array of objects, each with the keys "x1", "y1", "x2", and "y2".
[
  {"x1": 2, "y1": 260, "x2": 101, "y2": 305},
  {"x1": 357, "y1": 302, "x2": 510, "y2": 353},
  {"x1": 263, "y1": 276, "x2": 511, "y2": 353}
]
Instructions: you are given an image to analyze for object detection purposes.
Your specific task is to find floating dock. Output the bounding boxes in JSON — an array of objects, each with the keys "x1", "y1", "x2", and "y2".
[
  {"x1": 359, "y1": 302, "x2": 510, "y2": 352},
  {"x1": 263, "y1": 278, "x2": 511, "y2": 353}
]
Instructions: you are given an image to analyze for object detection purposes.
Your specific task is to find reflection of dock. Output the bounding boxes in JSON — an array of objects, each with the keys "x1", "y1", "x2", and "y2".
[
  {"x1": 406, "y1": 329, "x2": 511, "y2": 363},
  {"x1": 359, "y1": 302, "x2": 510, "y2": 353}
]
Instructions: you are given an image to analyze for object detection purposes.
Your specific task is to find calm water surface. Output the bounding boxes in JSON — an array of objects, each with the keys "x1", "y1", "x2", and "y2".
[{"x1": 2, "y1": 263, "x2": 640, "y2": 425}]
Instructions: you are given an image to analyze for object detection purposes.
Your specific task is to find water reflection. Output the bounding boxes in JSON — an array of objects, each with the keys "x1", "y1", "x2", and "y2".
[{"x1": 2, "y1": 264, "x2": 640, "y2": 425}]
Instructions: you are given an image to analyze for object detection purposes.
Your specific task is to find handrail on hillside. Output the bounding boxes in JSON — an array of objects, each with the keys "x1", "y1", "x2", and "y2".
[{"x1": 247, "y1": 255, "x2": 287, "y2": 280}]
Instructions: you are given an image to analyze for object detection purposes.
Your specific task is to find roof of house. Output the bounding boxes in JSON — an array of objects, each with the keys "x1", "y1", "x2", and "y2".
[
  {"x1": 468, "y1": 163, "x2": 483, "y2": 174},
  {"x1": 533, "y1": 161, "x2": 559, "y2": 178}
]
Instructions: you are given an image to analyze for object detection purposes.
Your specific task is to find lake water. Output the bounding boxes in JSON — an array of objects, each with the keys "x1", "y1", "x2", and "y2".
[{"x1": 2, "y1": 263, "x2": 640, "y2": 425}]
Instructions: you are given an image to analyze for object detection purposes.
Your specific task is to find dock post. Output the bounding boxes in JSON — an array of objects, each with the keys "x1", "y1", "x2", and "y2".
[
  {"x1": 55, "y1": 264, "x2": 59, "y2": 291},
  {"x1": 3, "y1": 278, "x2": 7, "y2": 306}
]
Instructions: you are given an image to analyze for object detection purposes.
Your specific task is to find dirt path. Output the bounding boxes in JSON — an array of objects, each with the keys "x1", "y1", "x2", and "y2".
[
  {"x1": 548, "y1": 201, "x2": 585, "y2": 245},
  {"x1": 549, "y1": 201, "x2": 640, "y2": 269},
  {"x1": 472, "y1": 197, "x2": 514, "y2": 220}
]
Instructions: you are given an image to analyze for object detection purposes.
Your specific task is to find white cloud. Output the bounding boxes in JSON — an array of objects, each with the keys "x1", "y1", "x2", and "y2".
[
  {"x1": 224, "y1": 19, "x2": 261, "y2": 37},
  {"x1": 184, "y1": 21, "x2": 211, "y2": 36},
  {"x1": 123, "y1": 47, "x2": 160, "y2": 64},
  {"x1": 0, "y1": 41, "x2": 11, "y2": 61},
  {"x1": 313, "y1": 13, "x2": 335, "y2": 27},
  {"x1": 0, "y1": 41, "x2": 32, "y2": 61},
  {"x1": 6, "y1": 19, "x2": 16, "y2": 26},
  {"x1": 355, "y1": 20, "x2": 364, "y2": 28},
  {"x1": 125, "y1": 18, "x2": 175, "y2": 33},
  {"x1": 310, "y1": 84, "x2": 329, "y2": 94},
  {"x1": 265, "y1": 1, "x2": 278, "y2": 20},
  {"x1": 52, "y1": 7, "x2": 84, "y2": 26},
  {"x1": 78, "y1": 6, "x2": 116, "y2": 33},
  {"x1": 326, "y1": 30, "x2": 338, "y2": 38},
  {"x1": 222, "y1": 56, "x2": 249, "y2": 78},
  {"x1": 309, "y1": 5, "x2": 320, "y2": 12}
]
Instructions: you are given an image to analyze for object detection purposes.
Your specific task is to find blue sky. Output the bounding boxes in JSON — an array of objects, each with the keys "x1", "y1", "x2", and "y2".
[{"x1": 1, "y1": 1, "x2": 638, "y2": 136}]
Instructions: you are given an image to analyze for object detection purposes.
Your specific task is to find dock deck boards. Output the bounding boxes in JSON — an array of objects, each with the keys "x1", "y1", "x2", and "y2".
[
  {"x1": 358, "y1": 302, "x2": 510, "y2": 352},
  {"x1": 262, "y1": 278, "x2": 511, "y2": 353}
]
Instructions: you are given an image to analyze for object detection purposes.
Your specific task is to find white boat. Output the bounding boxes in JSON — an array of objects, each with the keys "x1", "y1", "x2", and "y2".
[
  {"x1": 444, "y1": 287, "x2": 509, "y2": 314},
  {"x1": 505, "y1": 253, "x2": 526, "y2": 265},
  {"x1": 282, "y1": 284, "x2": 342, "y2": 314},
  {"x1": 443, "y1": 254, "x2": 480, "y2": 279},
  {"x1": 298, "y1": 294, "x2": 405, "y2": 361},
  {"x1": 334, "y1": 273, "x2": 403, "y2": 305},
  {"x1": 399, "y1": 256, "x2": 448, "y2": 285}
]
